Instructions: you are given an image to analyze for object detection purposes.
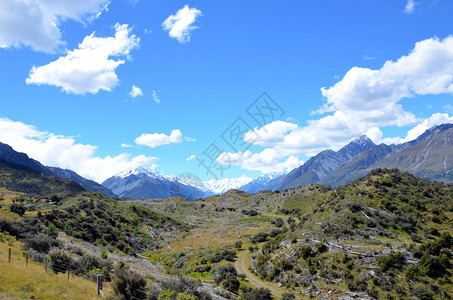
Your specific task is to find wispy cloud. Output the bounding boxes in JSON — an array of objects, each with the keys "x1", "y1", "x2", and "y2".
[
  {"x1": 162, "y1": 5, "x2": 202, "y2": 43},
  {"x1": 186, "y1": 154, "x2": 197, "y2": 161},
  {"x1": 152, "y1": 90, "x2": 161, "y2": 103},
  {"x1": 404, "y1": 0, "x2": 417, "y2": 14}
]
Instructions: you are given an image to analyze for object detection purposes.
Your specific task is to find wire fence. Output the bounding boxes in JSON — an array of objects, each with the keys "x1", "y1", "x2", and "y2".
[
  {"x1": 4, "y1": 247, "x2": 105, "y2": 297},
  {"x1": 2, "y1": 246, "x2": 222, "y2": 300}
]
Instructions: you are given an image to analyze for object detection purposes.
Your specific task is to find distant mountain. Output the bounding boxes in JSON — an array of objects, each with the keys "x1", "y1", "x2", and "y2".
[
  {"x1": 0, "y1": 142, "x2": 49, "y2": 173},
  {"x1": 0, "y1": 158, "x2": 85, "y2": 195},
  {"x1": 48, "y1": 167, "x2": 116, "y2": 197},
  {"x1": 102, "y1": 167, "x2": 206, "y2": 200},
  {"x1": 0, "y1": 142, "x2": 116, "y2": 196},
  {"x1": 371, "y1": 123, "x2": 453, "y2": 181},
  {"x1": 238, "y1": 172, "x2": 282, "y2": 193},
  {"x1": 320, "y1": 143, "x2": 396, "y2": 187},
  {"x1": 203, "y1": 177, "x2": 253, "y2": 195},
  {"x1": 266, "y1": 135, "x2": 375, "y2": 191}
]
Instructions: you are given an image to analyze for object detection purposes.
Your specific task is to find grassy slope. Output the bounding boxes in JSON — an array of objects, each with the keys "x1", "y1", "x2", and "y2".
[
  {"x1": 0, "y1": 159, "x2": 85, "y2": 196},
  {"x1": 0, "y1": 240, "x2": 108, "y2": 299}
]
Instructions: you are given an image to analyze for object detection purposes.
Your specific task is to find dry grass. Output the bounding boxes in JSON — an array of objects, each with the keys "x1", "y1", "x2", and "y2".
[{"x1": 0, "y1": 240, "x2": 109, "y2": 299}]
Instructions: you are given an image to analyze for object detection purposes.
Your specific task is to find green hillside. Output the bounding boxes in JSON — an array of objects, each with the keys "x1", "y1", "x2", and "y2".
[{"x1": 0, "y1": 158, "x2": 85, "y2": 196}]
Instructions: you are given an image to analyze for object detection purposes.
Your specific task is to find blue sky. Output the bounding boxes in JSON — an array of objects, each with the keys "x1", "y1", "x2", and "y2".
[{"x1": 1, "y1": 0, "x2": 453, "y2": 183}]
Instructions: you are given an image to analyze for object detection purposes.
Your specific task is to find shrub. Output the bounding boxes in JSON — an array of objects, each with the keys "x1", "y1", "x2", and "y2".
[
  {"x1": 223, "y1": 274, "x2": 240, "y2": 293},
  {"x1": 240, "y1": 288, "x2": 272, "y2": 300},
  {"x1": 420, "y1": 254, "x2": 450, "y2": 278},
  {"x1": 412, "y1": 284, "x2": 434, "y2": 300},
  {"x1": 22, "y1": 234, "x2": 58, "y2": 253},
  {"x1": 234, "y1": 241, "x2": 242, "y2": 249},
  {"x1": 49, "y1": 250, "x2": 72, "y2": 274},
  {"x1": 274, "y1": 218, "x2": 284, "y2": 228},
  {"x1": 377, "y1": 252, "x2": 405, "y2": 272},
  {"x1": 250, "y1": 232, "x2": 268, "y2": 243},
  {"x1": 282, "y1": 293, "x2": 296, "y2": 300},
  {"x1": 9, "y1": 203, "x2": 26, "y2": 216},
  {"x1": 296, "y1": 245, "x2": 312, "y2": 259},
  {"x1": 111, "y1": 263, "x2": 147, "y2": 300},
  {"x1": 215, "y1": 264, "x2": 237, "y2": 284}
]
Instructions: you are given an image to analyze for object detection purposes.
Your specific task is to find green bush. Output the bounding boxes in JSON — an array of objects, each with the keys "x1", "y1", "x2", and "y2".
[
  {"x1": 377, "y1": 252, "x2": 405, "y2": 272},
  {"x1": 111, "y1": 263, "x2": 147, "y2": 300},
  {"x1": 250, "y1": 232, "x2": 268, "y2": 243},
  {"x1": 240, "y1": 288, "x2": 272, "y2": 300},
  {"x1": 9, "y1": 203, "x2": 26, "y2": 216},
  {"x1": 223, "y1": 274, "x2": 240, "y2": 293},
  {"x1": 22, "y1": 234, "x2": 58, "y2": 253}
]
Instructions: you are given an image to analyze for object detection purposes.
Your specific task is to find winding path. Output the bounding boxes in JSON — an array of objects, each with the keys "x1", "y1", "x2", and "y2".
[{"x1": 234, "y1": 251, "x2": 284, "y2": 299}]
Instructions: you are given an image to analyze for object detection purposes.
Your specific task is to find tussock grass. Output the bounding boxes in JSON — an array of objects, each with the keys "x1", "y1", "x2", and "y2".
[{"x1": 0, "y1": 240, "x2": 108, "y2": 299}]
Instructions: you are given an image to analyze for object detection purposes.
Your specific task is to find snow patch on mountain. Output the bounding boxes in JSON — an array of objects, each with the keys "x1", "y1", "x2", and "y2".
[{"x1": 203, "y1": 176, "x2": 253, "y2": 195}]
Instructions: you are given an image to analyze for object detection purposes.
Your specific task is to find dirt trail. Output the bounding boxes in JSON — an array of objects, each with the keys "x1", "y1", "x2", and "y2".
[{"x1": 234, "y1": 251, "x2": 283, "y2": 299}]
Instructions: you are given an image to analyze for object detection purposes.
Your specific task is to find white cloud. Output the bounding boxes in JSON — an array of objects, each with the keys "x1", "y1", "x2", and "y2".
[
  {"x1": 135, "y1": 129, "x2": 183, "y2": 148},
  {"x1": 0, "y1": 0, "x2": 110, "y2": 53},
  {"x1": 381, "y1": 113, "x2": 453, "y2": 145},
  {"x1": 444, "y1": 104, "x2": 453, "y2": 113},
  {"x1": 152, "y1": 90, "x2": 161, "y2": 103},
  {"x1": 184, "y1": 137, "x2": 197, "y2": 142},
  {"x1": 0, "y1": 117, "x2": 157, "y2": 183},
  {"x1": 130, "y1": 85, "x2": 143, "y2": 98},
  {"x1": 186, "y1": 154, "x2": 197, "y2": 161},
  {"x1": 245, "y1": 36, "x2": 453, "y2": 156},
  {"x1": 217, "y1": 149, "x2": 304, "y2": 174},
  {"x1": 162, "y1": 5, "x2": 202, "y2": 43},
  {"x1": 404, "y1": 0, "x2": 417, "y2": 14},
  {"x1": 26, "y1": 23, "x2": 140, "y2": 94},
  {"x1": 121, "y1": 143, "x2": 133, "y2": 148},
  {"x1": 228, "y1": 36, "x2": 453, "y2": 173}
]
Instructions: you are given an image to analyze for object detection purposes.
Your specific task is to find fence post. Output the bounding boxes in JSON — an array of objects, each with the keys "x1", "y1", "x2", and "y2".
[
  {"x1": 97, "y1": 274, "x2": 103, "y2": 295},
  {"x1": 8, "y1": 248, "x2": 11, "y2": 262},
  {"x1": 26, "y1": 252, "x2": 28, "y2": 267}
]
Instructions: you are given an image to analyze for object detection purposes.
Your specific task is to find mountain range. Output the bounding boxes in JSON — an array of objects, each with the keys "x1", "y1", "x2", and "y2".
[
  {"x1": 0, "y1": 142, "x2": 115, "y2": 197},
  {"x1": 0, "y1": 123, "x2": 452, "y2": 199},
  {"x1": 264, "y1": 123, "x2": 453, "y2": 191}
]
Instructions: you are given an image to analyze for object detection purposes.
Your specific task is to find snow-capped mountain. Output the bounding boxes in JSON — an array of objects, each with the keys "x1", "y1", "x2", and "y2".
[
  {"x1": 102, "y1": 168, "x2": 253, "y2": 200},
  {"x1": 237, "y1": 172, "x2": 283, "y2": 193},
  {"x1": 102, "y1": 167, "x2": 206, "y2": 200},
  {"x1": 203, "y1": 176, "x2": 253, "y2": 195}
]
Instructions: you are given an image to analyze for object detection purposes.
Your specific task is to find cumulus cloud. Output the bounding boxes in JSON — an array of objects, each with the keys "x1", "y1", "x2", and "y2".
[
  {"x1": 121, "y1": 143, "x2": 133, "y2": 148},
  {"x1": 217, "y1": 149, "x2": 304, "y2": 174},
  {"x1": 219, "y1": 36, "x2": 453, "y2": 174},
  {"x1": 0, "y1": 0, "x2": 110, "y2": 53},
  {"x1": 26, "y1": 24, "x2": 140, "y2": 94},
  {"x1": 0, "y1": 117, "x2": 157, "y2": 183},
  {"x1": 135, "y1": 129, "x2": 183, "y2": 148},
  {"x1": 162, "y1": 5, "x2": 202, "y2": 43},
  {"x1": 404, "y1": 0, "x2": 417, "y2": 14},
  {"x1": 243, "y1": 36, "x2": 453, "y2": 157},
  {"x1": 381, "y1": 113, "x2": 453, "y2": 145},
  {"x1": 130, "y1": 85, "x2": 143, "y2": 98}
]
